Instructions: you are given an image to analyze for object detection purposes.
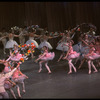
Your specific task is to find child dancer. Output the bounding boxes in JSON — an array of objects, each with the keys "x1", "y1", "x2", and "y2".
[
  {"x1": 35, "y1": 46, "x2": 55, "y2": 74},
  {"x1": 11, "y1": 62, "x2": 28, "y2": 98},
  {"x1": 81, "y1": 39, "x2": 99, "y2": 74},
  {"x1": 0, "y1": 62, "x2": 20, "y2": 99},
  {"x1": 63, "y1": 40, "x2": 80, "y2": 74}
]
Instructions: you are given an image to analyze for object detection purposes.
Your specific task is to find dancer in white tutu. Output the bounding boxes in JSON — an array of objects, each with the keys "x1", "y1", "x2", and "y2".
[
  {"x1": 73, "y1": 34, "x2": 90, "y2": 65},
  {"x1": 38, "y1": 34, "x2": 53, "y2": 50},
  {"x1": 57, "y1": 30, "x2": 75, "y2": 62},
  {"x1": 19, "y1": 27, "x2": 28, "y2": 45},
  {"x1": 5, "y1": 30, "x2": 19, "y2": 54},
  {"x1": 63, "y1": 40, "x2": 80, "y2": 74},
  {"x1": 0, "y1": 28, "x2": 8, "y2": 54},
  {"x1": 35, "y1": 46, "x2": 55, "y2": 74},
  {"x1": 25, "y1": 28, "x2": 39, "y2": 48}
]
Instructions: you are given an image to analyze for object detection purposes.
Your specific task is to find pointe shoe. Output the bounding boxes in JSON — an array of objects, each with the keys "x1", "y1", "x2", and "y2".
[
  {"x1": 48, "y1": 71, "x2": 52, "y2": 74},
  {"x1": 67, "y1": 71, "x2": 72, "y2": 74},
  {"x1": 88, "y1": 71, "x2": 91, "y2": 74},
  {"x1": 93, "y1": 70, "x2": 98, "y2": 73},
  {"x1": 23, "y1": 90, "x2": 26, "y2": 93},
  {"x1": 38, "y1": 69, "x2": 42, "y2": 73}
]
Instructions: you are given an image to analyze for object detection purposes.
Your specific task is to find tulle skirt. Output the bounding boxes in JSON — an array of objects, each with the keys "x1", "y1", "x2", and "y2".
[
  {"x1": 40, "y1": 52, "x2": 55, "y2": 61},
  {"x1": 5, "y1": 39, "x2": 18, "y2": 49},
  {"x1": 86, "y1": 53, "x2": 100, "y2": 60},
  {"x1": 26, "y1": 39, "x2": 39, "y2": 48},
  {"x1": 67, "y1": 52, "x2": 80, "y2": 59},
  {"x1": 4, "y1": 81, "x2": 13, "y2": 90},
  {"x1": 73, "y1": 43, "x2": 89, "y2": 54},
  {"x1": 12, "y1": 75, "x2": 26, "y2": 83},
  {"x1": 56, "y1": 42, "x2": 69, "y2": 51},
  {"x1": 39, "y1": 41, "x2": 53, "y2": 49}
]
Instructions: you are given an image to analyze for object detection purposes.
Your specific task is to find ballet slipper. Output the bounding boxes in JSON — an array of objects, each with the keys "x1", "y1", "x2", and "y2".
[
  {"x1": 48, "y1": 71, "x2": 52, "y2": 74},
  {"x1": 67, "y1": 71, "x2": 72, "y2": 74},
  {"x1": 93, "y1": 70, "x2": 98, "y2": 73},
  {"x1": 22, "y1": 89, "x2": 26, "y2": 93},
  {"x1": 38, "y1": 69, "x2": 42, "y2": 73},
  {"x1": 88, "y1": 70, "x2": 91, "y2": 74}
]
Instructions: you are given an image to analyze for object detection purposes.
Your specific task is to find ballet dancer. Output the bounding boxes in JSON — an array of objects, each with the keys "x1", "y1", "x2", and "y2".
[
  {"x1": 0, "y1": 28, "x2": 8, "y2": 54},
  {"x1": 80, "y1": 39, "x2": 99, "y2": 74},
  {"x1": 63, "y1": 40, "x2": 80, "y2": 74},
  {"x1": 5, "y1": 30, "x2": 19, "y2": 54},
  {"x1": 35, "y1": 46, "x2": 55, "y2": 74},
  {"x1": 0, "y1": 62, "x2": 20, "y2": 99}
]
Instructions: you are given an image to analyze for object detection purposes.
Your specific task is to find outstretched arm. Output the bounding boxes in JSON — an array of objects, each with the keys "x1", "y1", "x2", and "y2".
[
  {"x1": 35, "y1": 53, "x2": 46, "y2": 62},
  {"x1": 14, "y1": 34, "x2": 19, "y2": 37}
]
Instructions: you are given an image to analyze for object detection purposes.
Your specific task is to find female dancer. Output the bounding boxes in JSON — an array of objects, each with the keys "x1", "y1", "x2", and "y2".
[
  {"x1": 63, "y1": 40, "x2": 80, "y2": 74},
  {"x1": 35, "y1": 46, "x2": 55, "y2": 74},
  {"x1": 81, "y1": 39, "x2": 99, "y2": 74},
  {"x1": 5, "y1": 30, "x2": 19, "y2": 54},
  {"x1": 19, "y1": 27, "x2": 28, "y2": 45},
  {"x1": 25, "y1": 28, "x2": 39, "y2": 48},
  {"x1": 0, "y1": 62, "x2": 20, "y2": 99},
  {"x1": 38, "y1": 34, "x2": 53, "y2": 50},
  {"x1": 0, "y1": 28, "x2": 8, "y2": 54},
  {"x1": 57, "y1": 30, "x2": 75, "y2": 62},
  {"x1": 11, "y1": 62, "x2": 28, "y2": 98}
]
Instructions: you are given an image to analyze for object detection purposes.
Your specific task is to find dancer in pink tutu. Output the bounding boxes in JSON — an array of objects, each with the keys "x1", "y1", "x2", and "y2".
[
  {"x1": 63, "y1": 40, "x2": 80, "y2": 74},
  {"x1": 0, "y1": 62, "x2": 20, "y2": 99},
  {"x1": 11, "y1": 62, "x2": 28, "y2": 98},
  {"x1": 4, "y1": 78, "x2": 17, "y2": 99},
  {"x1": 35, "y1": 46, "x2": 55, "y2": 74},
  {"x1": 81, "y1": 39, "x2": 99, "y2": 74}
]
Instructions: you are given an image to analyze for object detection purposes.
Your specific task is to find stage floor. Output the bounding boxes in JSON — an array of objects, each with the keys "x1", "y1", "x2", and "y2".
[{"x1": 1, "y1": 49, "x2": 100, "y2": 99}]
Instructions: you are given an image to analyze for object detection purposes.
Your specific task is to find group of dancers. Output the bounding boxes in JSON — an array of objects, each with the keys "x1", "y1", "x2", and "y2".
[{"x1": 0, "y1": 23, "x2": 100, "y2": 99}]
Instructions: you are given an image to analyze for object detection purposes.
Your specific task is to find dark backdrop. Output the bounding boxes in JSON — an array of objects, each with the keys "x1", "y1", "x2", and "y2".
[{"x1": 0, "y1": 2, "x2": 100, "y2": 34}]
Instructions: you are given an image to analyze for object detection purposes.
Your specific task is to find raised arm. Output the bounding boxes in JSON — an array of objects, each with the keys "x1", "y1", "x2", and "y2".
[
  {"x1": 14, "y1": 34, "x2": 19, "y2": 37},
  {"x1": 81, "y1": 38, "x2": 89, "y2": 47}
]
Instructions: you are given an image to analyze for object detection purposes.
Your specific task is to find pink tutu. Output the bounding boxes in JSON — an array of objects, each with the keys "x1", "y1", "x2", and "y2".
[
  {"x1": 4, "y1": 81, "x2": 12, "y2": 90},
  {"x1": 12, "y1": 75, "x2": 26, "y2": 83},
  {"x1": 87, "y1": 53, "x2": 100, "y2": 60},
  {"x1": 40, "y1": 52, "x2": 55, "y2": 61},
  {"x1": 4, "y1": 66, "x2": 11, "y2": 73},
  {"x1": 11, "y1": 54, "x2": 22, "y2": 61},
  {"x1": 67, "y1": 52, "x2": 80, "y2": 59}
]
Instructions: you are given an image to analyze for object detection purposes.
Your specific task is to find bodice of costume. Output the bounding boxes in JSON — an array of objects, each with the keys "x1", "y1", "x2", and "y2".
[
  {"x1": 29, "y1": 37, "x2": 34, "y2": 40},
  {"x1": 89, "y1": 47, "x2": 95, "y2": 54},
  {"x1": 12, "y1": 70, "x2": 19, "y2": 78},
  {"x1": 9, "y1": 34, "x2": 14, "y2": 40}
]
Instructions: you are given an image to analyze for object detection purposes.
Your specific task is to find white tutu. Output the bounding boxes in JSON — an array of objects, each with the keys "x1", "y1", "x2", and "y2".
[
  {"x1": 73, "y1": 43, "x2": 80, "y2": 52},
  {"x1": 26, "y1": 38, "x2": 39, "y2": 48},
  {"x1": 73, "y1": 42, "x2": 89, "y2": 54},
  {"x1": 39, "y1": 41, "x2": 53, "y2": 49},
  {"x1": 13, "y1": 75, "x2": 26, "y2": 83},
  {"x1": 40, "y1": 52, "x2": 55, "y2": 61},
  {"x1": 5, "y1": 39, "x2": 18, "y2": 49},
  {"x1": 56, "y1": 42, "x2": 69, "y2": 51}
]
